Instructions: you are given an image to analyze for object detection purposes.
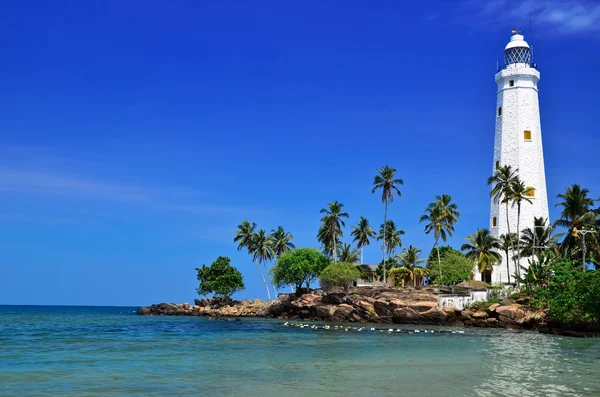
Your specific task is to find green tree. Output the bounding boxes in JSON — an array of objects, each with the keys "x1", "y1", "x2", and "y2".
[
  {"x1": 234, "y1": 221, "x2": 270, "y2": 299},
  {"x1": 319, "y1": 262, "x2": 362, "y2": 293},
  {"x1": 389, "y1": 266, "x2": 412, "y2": 288},
  {"x1": 499, "y1": 233, "x2": 518, "y2": 284},
  {"x1": 377, "y1": 220, "x2": 404, "y2": 256},
  {"x1": 434, "y1": 251, "x2": 473, "y2": 285},
  {"x1": 372, "y1": 165, "x2": 403, "y2": 284},
  {"x1": 351, "y1": 216, "x2": 376, "y2": 264},
  {"x1": 338, "y1": 243, "x2": 360, "y2": 264},
  {"x1": 395, "y1": 245, "x2": 426, "y2": 286},
  {"x1": 195, "y1": 256, "x2": 245, "y2": 300},
  {"x1": 270, "y1": 226, "x2": 295, "y2": 256},
  {"x1": 488, "y1": 165, "x2": 519, "y2": 270},
  {"x1": 271, "y1": 248, "x2": 330, "y2": 292},
  {"x1": 519, "y1": 217, "x2": 558, "y2": 258},
  {"x1": 511, "y1": 179, "x2": 533, "y2": 278},
  {"x1": 252, "y1": 229, "x2": 276, "y2": 299},
  {"x1": 420, "y1": 194, "x2": 460, "y2": 278},
  {"x1": 461, "y1": 229, "x2": 502, "y2": 278},
  {"x1": 317, "y1": 201, "x2": 349, "y2": 262}
]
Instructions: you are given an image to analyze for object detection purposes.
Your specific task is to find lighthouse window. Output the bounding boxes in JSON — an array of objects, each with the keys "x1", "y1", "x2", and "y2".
[
  {"x1": 524, "y1": 130, "x2": 532, "y2": 141},
  {"x1": 492, "y1": 217, "x2": 497, "y2": 227},
  {"x1": 525, "y1": 186, "x2": 535, "y2": 198},
  {"x1": 509, "y1": 80, "x2": 515, "y2": 87},
  {"x1": 497, "y1": 106, "x2": 502, "y2": 117},
  {"x1": 495, "y1": 160, "x2": 500, "y2": 169}
]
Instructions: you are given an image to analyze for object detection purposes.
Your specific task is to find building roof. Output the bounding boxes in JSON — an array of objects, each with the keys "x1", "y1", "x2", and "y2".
[
  {"x1": 505, "y1": 34, "x2": 530, "y2": 50},
  {"x1": 356, "y1": 264, "x2": 378, "y2": 272}
]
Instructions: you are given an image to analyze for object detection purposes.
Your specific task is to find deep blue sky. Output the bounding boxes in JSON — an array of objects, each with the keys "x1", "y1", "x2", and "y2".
[{"x1": 1, "y1": 1, "x2": 599, "y2": 306}]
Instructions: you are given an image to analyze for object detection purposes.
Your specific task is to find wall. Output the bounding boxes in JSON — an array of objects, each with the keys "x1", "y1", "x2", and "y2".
[{"x1": 437, "y1": 290, "x2": 488, "y2": 311}]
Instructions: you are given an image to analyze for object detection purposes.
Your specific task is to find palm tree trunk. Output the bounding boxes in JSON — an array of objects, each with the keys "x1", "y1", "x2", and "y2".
[
  {"x1": 332, "y1": 223, "x2": 337, "y2": 263},
  {"x1": 262, "y1": 262, "x2": 277, "y2": 298},
  {"x1": 505, "y1": 251, "x2": 511, "y2": 284},
  {"x1": 383, "y1": 200, "x2": 388, "y2": 285},
  {"x1": 255, "y1": 260, "x2": 271, "y2": 300},
  {"x1": 361, "y1": 246, "x2": 364, "y2": 264},
  {"x1": 436, "y1": 238, "x2": 442, "y2": 279},
  {"x1": 505, "y1": 201, "x2": 518, "y2": 282},
  {"x1": 516, "y1": 203, "x2": 521, "y2": 280}
]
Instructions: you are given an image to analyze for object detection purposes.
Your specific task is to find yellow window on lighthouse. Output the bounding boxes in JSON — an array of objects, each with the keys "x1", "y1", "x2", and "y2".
[
  {"x1": 525, "y1": 186, "x2": 535, "y2": 197},
  {"x1": 524, "y1": 130, "x2": 532, "y2": 140}
]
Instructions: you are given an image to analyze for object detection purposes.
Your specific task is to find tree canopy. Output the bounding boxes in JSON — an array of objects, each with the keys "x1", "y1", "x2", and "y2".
[
  {"x1": 319, "y1": 262, "x2": 362, "y2": 293},
  {"x1": 195, "y1": 256, "x2": 245, "y2": 299},
  {"x1": 271, "y1": 248, "x2": 330, "y2": 291}
]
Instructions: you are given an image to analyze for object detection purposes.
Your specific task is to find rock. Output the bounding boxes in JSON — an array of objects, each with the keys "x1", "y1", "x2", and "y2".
[
  {"x1": 486, "y1": 318, "x2": 498, "y2": 324},
  {"x1": 373, "y1": 300, "x2": 393, "y2": 316},
  {"x1": 298, "y1": 294, "x2": 321, "y2": 304},
  {"x1": 322, "y1": 293, "x2": 345, "y2": 305},
  {"x1": 137, "y1": 307, "x2": 151, "y2": 315},
  {"x1": 354, "y1": 299, "x2": 375, "y2": 314},
  {"x1": 392, "y1": 307, "x2": 448, "y2": 325},
  {"x1": 194, "y1": 299, "x2": 202, "y2": 306},
  {"x1": 315, "y1": 304, "x2": 336, "y2": 319},
  {"x1": 472, "y1": 311, "x2": 489, "y2": 319},
  {"x1": 332, "y1": 304, "x2": 358, "y2": 322},
  {"x1": 488, "y1": 303, "x2": 500, "y2": 313},
  {"x1": 496, "y1": 305, "x2": 527, "y2": 323},
  {"x1": 182, "y1": 302, "x2": 191, "y2": 309},
  {"x1": 516, "y1": 297, "x2": 530, "y2": 305},
  {"x1": 500, "y1": 300, "x2": 512, "y2": 306}
]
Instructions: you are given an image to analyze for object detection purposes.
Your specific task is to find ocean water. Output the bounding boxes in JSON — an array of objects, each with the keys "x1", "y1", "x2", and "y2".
[{"x1": 0, "y1": 306, "x2": 599, "y2": 397}]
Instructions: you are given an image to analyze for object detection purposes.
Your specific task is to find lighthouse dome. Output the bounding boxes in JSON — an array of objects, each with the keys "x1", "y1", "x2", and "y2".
[{"x1": 504, "y1": 34, "x2": 531, "y2": 66}]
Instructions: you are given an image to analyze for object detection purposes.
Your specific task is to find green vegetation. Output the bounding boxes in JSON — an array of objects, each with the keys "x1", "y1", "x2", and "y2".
[
  {"x1": 271, "y1": 248, "x2": 330, "y2": 292},
  {"x1": 351, "y1": 216, "x2": 376, "y2": 264},
  {"x1": 317, "y1": 201, "x2": 349, "y2": 262},
  {"x1": 319, "y1": 262, "x2": 362, "y2": 293},
  {"x1": 338, "y1": 243, "x2": 360, "y2": 264},
  {"x1": 432, "y1": 251, "x2": 472, "y2": 285},
  {"x1": 461, "y1": 229, "x2": 502, "y2": 275},
  {"x1": 195, "y1": 256, "x2": 244, "y2": 300}
]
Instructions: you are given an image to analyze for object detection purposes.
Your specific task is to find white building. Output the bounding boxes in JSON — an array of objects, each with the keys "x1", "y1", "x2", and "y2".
[{"x1": 476, "y1": 33, "x2": 550, "y2": 284}]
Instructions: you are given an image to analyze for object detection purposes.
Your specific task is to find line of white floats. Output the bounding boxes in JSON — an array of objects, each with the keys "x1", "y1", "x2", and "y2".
[{"x1": 282, "y1": 322, "x2": 465, "y2": 334}]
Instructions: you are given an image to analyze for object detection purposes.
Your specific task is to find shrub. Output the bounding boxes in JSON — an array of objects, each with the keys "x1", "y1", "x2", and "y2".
[
  {"x1": 428, "y1": 251, "x2": 472, "y2": 285},
  {"x1": 320, "y1": 262, "x2": 362, "y2": 293},
  {"x1": 195, "y1": 256, "x2": 244, "y2": 300},
  {"x1": 272, "y1": 248, "x2": 330, "y2": 291}
]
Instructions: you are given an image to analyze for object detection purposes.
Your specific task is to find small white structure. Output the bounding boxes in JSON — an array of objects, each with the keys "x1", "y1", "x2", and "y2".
[
  {"x1": 438, "y1": 290, "x2": 488, "y2": 311},
  {"x1": 477, "y1": 33, "x2": 550, "y2": 284}
]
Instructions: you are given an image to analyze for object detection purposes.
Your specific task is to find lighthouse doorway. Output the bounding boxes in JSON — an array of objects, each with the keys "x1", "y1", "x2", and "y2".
[{"x1": 481, "y1": 270, "x2": 492, "y2": 284}]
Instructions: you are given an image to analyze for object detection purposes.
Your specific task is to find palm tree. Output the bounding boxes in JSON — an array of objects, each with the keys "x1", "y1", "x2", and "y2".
[
  {"x1": 555, "y1": 184, "x2": 597, "y2": 260},
  {"x1": 339, "y1": 243, "x2": 361, "y2": 264},
  {"x1": 317, "y1": 201, "x2": 349, "y2": 262},
  {"x1": 461, "y1": 229, "x2": 502, "y2": 281},
  {"x1": 396, "y1": 245, "x2": 426, "y2": 286},
  {"x1": 270, "y1": 226, "x2": 295, "y2": 256},
  {"x1": 498, "y1": 233, "x2": 517, "y2": 284},
  {"x1": 412, "y1": 267, "x2": 430, "y2": 287},
  {"x1": 388, "y1": 266, "x2": 411, "y2": 288},
  {"x1": 420, "y1": 194, "x2": 460, "y2": 279},
  {"x1": 372, "y1": 165, "x2": 403, "y2": 284},
  {"x1": 488, "y1": 165, "x2": 518, "y2": 270},
  {"x1": 252, "y1": 229, "x2": 276, "y2": 299},
  {"x1": 234, "y1": 221, "x2": 271, "y2": 299},
  {"x1": 511, "y1": 179, "x2": 533, "y2": 278},
  {"x1": 520, "y1": 217, "x2": 557, "y2": 258},
  {"x1": 351, "y1": 217, "x2": 376, "y2": 264},
  {"x1": 378, "y1": 220, "x2": 405, "y2": 257}
]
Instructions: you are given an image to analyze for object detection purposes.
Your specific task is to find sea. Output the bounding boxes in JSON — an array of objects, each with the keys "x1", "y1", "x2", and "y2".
[{"x1": 0, "y1": 305, "x2": 599, "y2": 397}]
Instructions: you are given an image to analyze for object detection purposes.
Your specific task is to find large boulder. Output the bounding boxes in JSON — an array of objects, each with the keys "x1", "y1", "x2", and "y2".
[
  {"x1": 472, "y1": 311, "x2": 489, "y2": 319},
  {"x1": 332, "y1": 304, "x2": 362, "y2": 322},
  {"x1": 315, "y1": 304, "x2": 336, "y2": 320},
  {"x1": 392, "y1": 307, "x2": 448, "y2": 325},
  {"x1": 137, "y1": 307, "x2": 151, "y2": 315},
  {"x1": 322, "y1": 293, "x2": 346, "y2": 305},
  {"x1": 373, "y1": 300, "x2": 393, "y2": 316},
  {"x1": 487, "y1": 303, "x2": 500, "y2": 313},
  {"x1": 496, "y1": 305, "x2": 527, "y2": 325}
]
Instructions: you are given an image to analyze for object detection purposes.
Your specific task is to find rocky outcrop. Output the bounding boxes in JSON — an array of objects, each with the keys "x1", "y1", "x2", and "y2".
[{"x1": 137, "y1": 287, "x2": 551, "y2": 331}]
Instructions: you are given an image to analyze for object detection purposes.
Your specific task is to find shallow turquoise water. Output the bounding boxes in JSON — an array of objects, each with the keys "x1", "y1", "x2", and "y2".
[{"x1": 0, "y1": 306, "x2": 599, "y2": 396}]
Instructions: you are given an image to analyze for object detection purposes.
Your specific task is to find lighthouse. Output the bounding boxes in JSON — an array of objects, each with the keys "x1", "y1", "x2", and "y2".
[{"x1": 482, "y1": 33, "x2": 550, "y2": 284}]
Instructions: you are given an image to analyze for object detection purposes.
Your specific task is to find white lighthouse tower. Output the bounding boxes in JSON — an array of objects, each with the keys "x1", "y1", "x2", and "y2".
[{"x1": 481, "y1": 32, "x2": 550, "y2": 284}]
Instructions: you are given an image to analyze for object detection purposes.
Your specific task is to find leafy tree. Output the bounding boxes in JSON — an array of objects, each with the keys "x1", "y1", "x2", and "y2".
[
  {"x1": 461, "y1": 229, "x2": 502, "y2": 278},
  {"x1": 488, "y1": 165, "x2": 519, "y2": 271},
  {"x1": 252, "y1": 229, "x2": 276, "y2": 299},
  {"x1": 434, "y1": 251, "x2": 472, "y2": 285},
  {"x1": 412, "y1": 267, "x2": 430, "y2": 287},
  {"x1": 271, "y1": 248, "x2": 330, "y2": 292},
  {"x1": 377, "y1": 220, "x2": 404, "y2": 256},
  {"x1": 394, "y1": 245, "x2": 426, "y2": 286},
  {"x1": 511, "y1": 179, "x2": 533, "y2": 278},
  {"x1": 375, "y1": 256, "x2": 399, "y2": 282},
  {"x1": 420, "y1": 194, "x2": 460, "y2": 278},
  {"x1": 317, "y1": 201, "x2": 349, "y2": 262},
  {"x1": 519, "y1": 217, "x2": 558, "y2": 258},
  {"x1": 270, "y1": 226, "x2": 295, "y2": 256},
  {"x1": 234, "y1": 221, "x2": 271, "y2": 299},
  {"x1": 389, "y1": 266, "x2": 412, "y2": 288},
  {"x1": 195, "y1": 256, "x2": 245, "y2": 300},
  {"x1": 319, "y1": 262, "x2": 362, "y2": 293},
  {"x1": 372, "y1": 165, "x2": 403, "y2": 284},
  {"x1": 338, "y1": 243, "x2": 360, "y2": 264},
  {"x1": 351, "y1": 216, "x2": 376, "y2": 264}
]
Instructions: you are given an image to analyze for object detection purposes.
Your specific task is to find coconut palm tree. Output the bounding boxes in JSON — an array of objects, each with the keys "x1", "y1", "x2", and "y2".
[
  {"x1": 396, "y1": 245, "x2": 426, "y2": 286},
  {"x1": 270, "y1": 226, "x2": 295, "y2": 257},
  {"x1": 461, "y1": 229, "x2": 502, "y2": 282},
  {"x1": 351, "y1": 217, "x2": 376, "y2": 264},
  {"x1": 378, "y1": 220, "x2": 405, "y2": 257},
  {"x1": 339, "y1": 243, "x2": 361, "y2": 264},
  {"x1": 488, "y1": 165, "x2": 519, "y2": 270},
  {"x1": 388, "y1": 266, "x2": 411, "y2": 288},
  {"x1": 498, "y1": 233, "x2": 517, "y2": 284},
  {"x1": 511, "y1": 179, "x2": 533, "y2": 278},
  {"x1": 372, "y1": 165, "x2": 403, "y2": 284},
  {"x1": 317, "y1": 201, "x2": 349, "y2": 262},
  {"x1": 412, "y1": 267, "x2": 430, "y2": 287},
  {"x1": 519, "y1": 217, "x2": 558, "y2": 258},
  {"x1": 555, "y1": 184, "x2": 597, "y2": 260},
  {"x1": 252, "y1": 229, "x2": 276, "y2": 299},
  {"x1": 420, "y1": 194, "x2": 460, "y2": 278},
  {"x1": 234, "y1": 221, "x2": 271, "y2": 299}
]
